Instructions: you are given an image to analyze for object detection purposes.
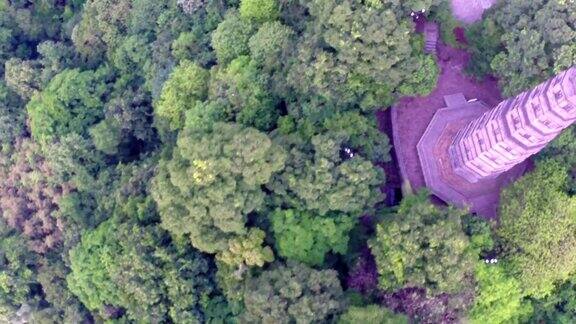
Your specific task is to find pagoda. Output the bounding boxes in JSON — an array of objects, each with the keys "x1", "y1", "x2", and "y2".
[{"x1": 417, "y1": 67, "x2": 576, "y2": 217}]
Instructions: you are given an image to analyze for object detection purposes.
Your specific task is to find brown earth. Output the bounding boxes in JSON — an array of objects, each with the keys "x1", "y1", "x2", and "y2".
[{"x1": 389, "y1": 43, "x2": 502, "y2": 192}]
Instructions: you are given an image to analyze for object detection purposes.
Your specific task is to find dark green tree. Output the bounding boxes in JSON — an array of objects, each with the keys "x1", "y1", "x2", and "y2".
[
  {"x1": 151, "y1": 122, "x2": 286, "y2": 254},
  {"x1": 67, "y1": 219, "x2": 217, "y2": 322},
  {"x1": 467, "y1": 0, "x2": 576, "y2": 95},
  {"x1": 268, "y1": 132, "x2": 384, "y2": 216},
  {"x1": 211, "y1": 10, "x2": 255, "y2": 65},
  {"x1": 530, "y1": 278, "x2": 576, "y2": 323},
  {"x1": 0, "y1": 82, "x2": 26, "y2": 153},
  {"x1": 240, "y1": 262, "x2": 346, "y2": 323},
  {"x1": 498, "y1": 160, "x2": 576, "y2": 298},
  {"x1": 369, "y1": 191, "x2": 476, "y2": 294},
  {"x1": 0, "y1": 220, "x2": 37, "y2": 312},
  {"x1": 208, "y1": 55, "x2": 279, "y2": 130},
  {"x1": 248, "y1": 21, "x2": 295, "y2": 72}
]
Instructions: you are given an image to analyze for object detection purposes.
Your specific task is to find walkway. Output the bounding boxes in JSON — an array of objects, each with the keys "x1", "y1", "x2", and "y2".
[{"x1": 451, "y1": 0, "x2": 498, "y2": 24}]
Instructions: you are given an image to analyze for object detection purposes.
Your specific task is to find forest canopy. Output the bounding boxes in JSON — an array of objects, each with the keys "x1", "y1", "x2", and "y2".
[{"x1": 0, "y1": 0, "x2": 574, "y2": 323}]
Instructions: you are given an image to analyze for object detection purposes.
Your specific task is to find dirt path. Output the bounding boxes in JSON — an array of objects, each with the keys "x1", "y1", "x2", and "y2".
[{"x1": 451, "y1": 0, "x2": 498, "y2": 24}]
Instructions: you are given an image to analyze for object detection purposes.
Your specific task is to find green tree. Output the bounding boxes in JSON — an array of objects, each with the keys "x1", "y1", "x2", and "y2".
[
  {"x1": 4, "y1": 58, "x2": 41, "y2": 99},
  {"x1": 151, "y1": 122, "x2": 286, "y2": 253},
  {"x1": 288, "y1": 0, "x2": 438, "y2": 109},
  {"x1": 37, "y1": 262, "x2": 90, "y2": 323},
  {"x1": 322, "y1": 111, "x2": 391, "y2": 162},
  {"x1": 0, "y1": 82, "x2": 26, "y2": 153},
  {"x1": 40, "y1": 133, "x2": 105, "y2": 192},
  {"x1": 67, "y1": 219, "x2": 217, "y2": 322},
  {"x1": 208, "y1": 56, "x2": 279, "y2": 130},
  {"x1": 216, "y1": 228, "x2": 274, "y2": 270},
  {"x1": 248, "y1": 21, "x2": 295, "y2": 71},
  {"x1": 26, "y1": 68, "x2": 108, "y2": 143},
  {"x1": 339, "y1": 305, "x2": 408, "y2": 324},
  {"x1": 270, "y1": 209, "x2": 355, "y2": 266},
  {"x1": 498, "y1": 160, "x2": 576, "y2": 298},
  {"x1": 268, "y1": 132, "x2": 384, "y2": 216},
  {"x1": 468, "y1": 263, "x2": 533, "y2": 324},
  {"x1": 240, "y1": 0, "x2": 279, "y2": 23},
  {"x1": 0, "y1": 220, "x2": 37, "y2": 310},
  {"x1": 530, "y1": 279, "x2": 576, "y2": 323},
  {"x1": 89, "y1": 120, "x2": 122, "y2": 155},
  {"x1": 537, "y1": 126, "x2": 576, "y2": 193},
  {"x1": 71, "y1": 0, "x2": 133, "y2": 64},
  {"x1": 396, "y1": 52, "x2": 439, "y2": 97},
  {"x1": 155, "y1": 60, "x2": 209, "y2": 131},
  {"x1": 369, "y1": 191, "x2": 476, "y2": 294},
  {"x1": 211, "y1": 10, "x2": 255, "y2": 65},
  {"x1": 240, "y1": 262, "x2": 346, "y2": 323},
  {"x1": 466, "y1": 0, "x2": 576, "y2": 95},
  {"x1": 112, "y1": 35, "x2": 150, "y2": 75}
]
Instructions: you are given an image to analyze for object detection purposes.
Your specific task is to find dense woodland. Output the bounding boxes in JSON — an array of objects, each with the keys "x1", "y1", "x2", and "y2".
[{"x1": 0, "y1": 0, "x2": 574, "y2": 323}]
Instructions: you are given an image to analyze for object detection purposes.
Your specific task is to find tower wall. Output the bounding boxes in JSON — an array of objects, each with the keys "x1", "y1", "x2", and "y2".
[{"x1": 449, "y1": 67, "x2": 576, "y2": 183}]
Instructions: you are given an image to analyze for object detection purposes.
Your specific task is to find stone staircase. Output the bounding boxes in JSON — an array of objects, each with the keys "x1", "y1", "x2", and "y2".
[{"x1": 424, "y1": 22, "x2": 439, "y2": 55}]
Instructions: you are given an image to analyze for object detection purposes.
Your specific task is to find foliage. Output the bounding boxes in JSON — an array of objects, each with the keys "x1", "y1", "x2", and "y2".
[
  {"x1": 498, "y1": 160, "x2": 576, "y2": 298},
  {"x1": 26, "y1": 68, "x2": 108, "y2": 143},
  {"x1": 248, "y1": 21, "x2": 295, "y2": 71},
  {"x1": 369, "y1": 191, "x2": 476, "y2": 294},
  {"x1": 530, "y1": 279, "x2": 576, "y2": 323},
  {"x1": 468, "y1": 263, "x2": 532, "y2": 324},
  {"x1": 288, "y1": 0, "x2": 438, "y2": 110},
  {"x1": 152, "y1": 122, "x2": 286, "y2": 253},
  {"x1": 240, "y1": 262, "x2": 346, "y2": 323},
  {"x1": 211, "y1": 10, "x2": 255, "y2": 65},
  {"x1": 154, "y1": 60, "x2": 209, "y2": 131},
  {"x1": 270, "y1": 209, "x2": 355, "y2": 266},
  {"x1": 208, "y1": 56, "x2": 279, "y2": 130},
  {"x1": 67, "y1": 219, "x2": 217, "y2": 322},
  {"x1": 0, "y1": 220, "x2": 37, "y2": 309},
  {"x1": 240, "y1": 0, "x2": 279, "y2": 23},
  {"x1": 0, "y1": 0, "x2": 569, "y2": 322},
  {"x1": 466, "y1": 0, "x2": 576, "y2": 95},
  {"x1": 339, "y1": 305, "x2": 408, "y2": 324},
  {"x1": 268, "y1": 132, "x2": 384, "y2": 216},
  {"x1": 0, "y1": 139, "x2": 66, "y2": 253},
  {"x1": 216, "y1": 228, "x2": 274, "y2": 269}
]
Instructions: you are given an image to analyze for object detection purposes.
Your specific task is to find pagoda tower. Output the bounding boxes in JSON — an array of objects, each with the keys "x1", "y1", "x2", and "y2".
[
  {"x1": 416, "y1": 66, "x2": 576, "y2": 217},
  {"x1": 450, "y1": 67, "x2": 576, "y2": 183}
]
